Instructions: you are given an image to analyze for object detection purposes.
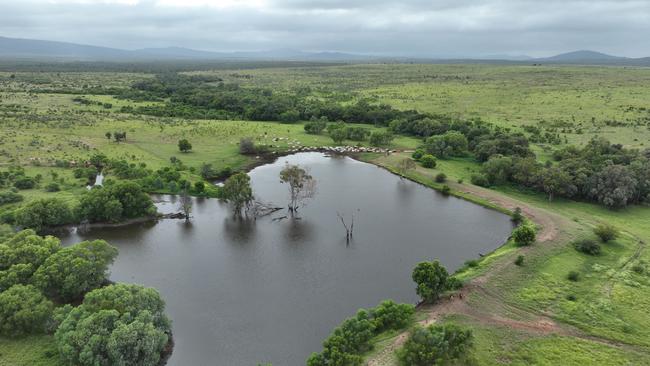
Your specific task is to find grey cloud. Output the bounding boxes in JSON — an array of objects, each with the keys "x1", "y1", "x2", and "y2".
[{"x1": 0, "y1": 0, "x2": 648, "y2": 57}]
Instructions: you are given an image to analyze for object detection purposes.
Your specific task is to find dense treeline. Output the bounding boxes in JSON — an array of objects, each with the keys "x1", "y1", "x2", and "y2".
[
  {"x1": 118, "y1": 73, "x2": 415, "y2": 124},
  {"x1": 476, "y1": 137, "x2": 650, "y2": 208}
]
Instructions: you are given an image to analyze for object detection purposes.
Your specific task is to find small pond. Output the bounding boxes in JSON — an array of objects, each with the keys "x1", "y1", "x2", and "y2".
[{"x1": 61, "y1": 152, "x2": 513, "y2": 366}]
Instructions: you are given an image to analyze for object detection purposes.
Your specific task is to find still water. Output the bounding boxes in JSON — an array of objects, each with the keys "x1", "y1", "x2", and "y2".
[{"x1": 61, "y1": 152, "x2": 513, "y2": 366}]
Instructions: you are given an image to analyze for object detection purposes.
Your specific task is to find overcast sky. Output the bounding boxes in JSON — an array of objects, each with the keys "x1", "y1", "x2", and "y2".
[{"x1": 1, "y1": 0, "x2": 649, "y2": 57}]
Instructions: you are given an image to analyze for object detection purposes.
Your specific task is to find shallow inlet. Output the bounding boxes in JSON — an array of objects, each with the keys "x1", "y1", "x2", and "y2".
[{"x1": 60, "y1": 152, "x2": 513, "y2": 366}]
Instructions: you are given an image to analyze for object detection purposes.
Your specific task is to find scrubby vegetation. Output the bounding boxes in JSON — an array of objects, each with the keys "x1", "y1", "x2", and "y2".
[{"x1": 307, "y1": 300, "x2": 415, "y2": 366}]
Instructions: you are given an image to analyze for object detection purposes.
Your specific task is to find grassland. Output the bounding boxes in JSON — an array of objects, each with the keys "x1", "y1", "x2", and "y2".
[{"x1": 1, "y1": 63, "x2": 650, "y2": 365}]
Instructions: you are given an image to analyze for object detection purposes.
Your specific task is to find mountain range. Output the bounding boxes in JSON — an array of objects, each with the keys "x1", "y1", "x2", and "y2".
[{"x1": 1, "y1": 36, "x2": 649, "y2": 65}]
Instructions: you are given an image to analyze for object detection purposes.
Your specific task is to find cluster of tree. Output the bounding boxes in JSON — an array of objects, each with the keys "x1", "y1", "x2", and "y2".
[
  {"x1": 55, "y1": 284, "x2": 171, "y2": 366},
  {"x1": 307, "y1": 300, "x2": 415, "y2": 366},
  {"x1": 0, "y1": 230, "x2": 116, "y2": 304},
  {"x1": 14, "y1": 197, "x2": 75, "y2": 232},
  {"x1": 0, "y1": 230, "x2": 171, "y2": 366},
  {"x1": 88, "y1": 154, "x2": 214, "y2": 197},
  {"x1": 475, "y1": 138, "x2": 650, "y2": 208},
  {"x1": 397, "y1": 324, "x2": 473, "y2": 366},
  {"x1": 78, "y1": 181, "x2": 156, "y2": 223}
]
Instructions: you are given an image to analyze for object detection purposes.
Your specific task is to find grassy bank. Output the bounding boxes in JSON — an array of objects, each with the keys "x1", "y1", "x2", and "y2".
[{"x1": 366, "y1": 152, "x2": 650, "y2": 365}]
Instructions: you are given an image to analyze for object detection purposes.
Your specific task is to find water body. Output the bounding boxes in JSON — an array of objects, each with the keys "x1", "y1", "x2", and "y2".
[{"x1": 60, "y1": 152, "x2": 513, "y2": 366}]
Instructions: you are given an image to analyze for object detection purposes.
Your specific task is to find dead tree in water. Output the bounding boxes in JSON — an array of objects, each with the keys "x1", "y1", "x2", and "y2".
[{"x1": 337, "y1": 212, "x2": 355, "y2": 243}]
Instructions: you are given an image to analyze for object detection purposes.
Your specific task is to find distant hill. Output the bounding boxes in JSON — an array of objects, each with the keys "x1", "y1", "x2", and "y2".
[
  {"x1": 0, "y1": 36, "x2": 649, "y2": 66},
  {"x1": 537, "y1": 50, "x2": 625, "y2": 62},
  {"x1": 0, "y1": 36, "x2": 372, "y2": 62},
  {"x1": 0, "y1": 36, "x2": 133, "y2": 60}
]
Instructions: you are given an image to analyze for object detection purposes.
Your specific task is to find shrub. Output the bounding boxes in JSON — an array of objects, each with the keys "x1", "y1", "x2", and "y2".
[
  {"x1": 632, "y1": 263, "x2": 645, "y2": 274},
  {"x1": 13, "y1": 176, "x2": 36, "y2": 190},
  {"x1": 512, "y1": 225, "x2": 536, "y2": 246},
  {"x1": 239, "y1": 137, "x2": 257, "y2": 155},
  {"x1": 0, "y1": 284, "x2": 53, "y2": 336},
  {"x1": 55, "y1": 284, "x2": 170, "y2": 366},
  {"x1": 33, "y1": 240, "x2": 118, "y2": 301},
  {"x1": 470, "y1": 174, "x2": 490, "y2": 187},
  {"x1": 567, "y1": 271, "x2": 580, "y2": 281},
  {"x1": 566, "y1": 294, "x2": 577, "y2": 301},
  {"x1": 411, "y1": 149, "x2": 424, "y2": 161},
  {"x1": 465, "y1": 259, "x2": 479, "y2": 268},
  {"x1": 412, "y1": 260, "x2": 449, "y2": 303},
  {"x1": 397, "y1": 324, "x2": 473, "y2": 366},
  {"x1": 512, "y1": 207, "x2": 524, "y2": 224},
  {"x1": 45, "y1": 182, "x2": 61, "y2": 192},
  {"x1": 0, "y1": 191, "x2": 23, "y2": 205},
  {"x1": 593, "y1": 224, "x2": 619, "y2": 243},
  {"x1": 194, "y1": 181, "x2": 206, "y2": 193},
  {"x1": 434, "y1": 173, "x2": 447, "y2": 183},
  {"x1": 304, "y1": 119, "x2": 327, "y2": 135},
  {"x1": 514, "y1": 255, "x2": 525, "y2": 266},
  {"x1": 370, "y1": 300, "x2": 415, "y2": 332},
  {"x1": 441, "y1": 185, "x2": 451, "y2": 195},
  {"x1": 15, "y1": 198, "x2": 74, "y2": 232},
  {"x1": 420, "y1": 154, "x2": 437, "y2": 168},
  {"x1": 573, "y1": 239, "x2": 601, "y2": 255}
]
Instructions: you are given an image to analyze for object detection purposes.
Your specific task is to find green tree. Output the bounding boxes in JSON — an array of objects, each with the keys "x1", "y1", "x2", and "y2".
[
  {"x1": 222, "y1": 172, "x2": 254, "y2": 216},
  {"x1": 512, "y1": 225, "x2": 536, "y2": 246},
  {"x1": 0, "y1": 284, "x2": 53, "y2": 336},
  {"x1": 15, "y1": 198, "x2": 74, "y2": 232},
  {"x1": 369, "y1": 130, "x2": 394, "y2": 147},
  {"x1": 304, "y1": 118, "x2": 327, "y2": 134},
  {"x1": 589, "y1": 164, "x2": 637, "y2": 209},
  {"x1": 539, "y1": 166, "x2": 576, "y2": 201},
  {"x1": 33, "y1": 240, "x2": 118, "y2": 301},
  {"x1": 178, "y1": 139, "x2": 192, "y2": 153},
  {"x1": 279, "y1": 164, "x2": 317, "y2": 214},
  {"x1": 412, "y1": 260, "x2": 449, "y2": 303},
  {"x1": 424, "y1": 131, "x2": 468, "y2": 158},
  {"x1": 397, "y1": 324, "x2": 473, "y2": 366}
]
